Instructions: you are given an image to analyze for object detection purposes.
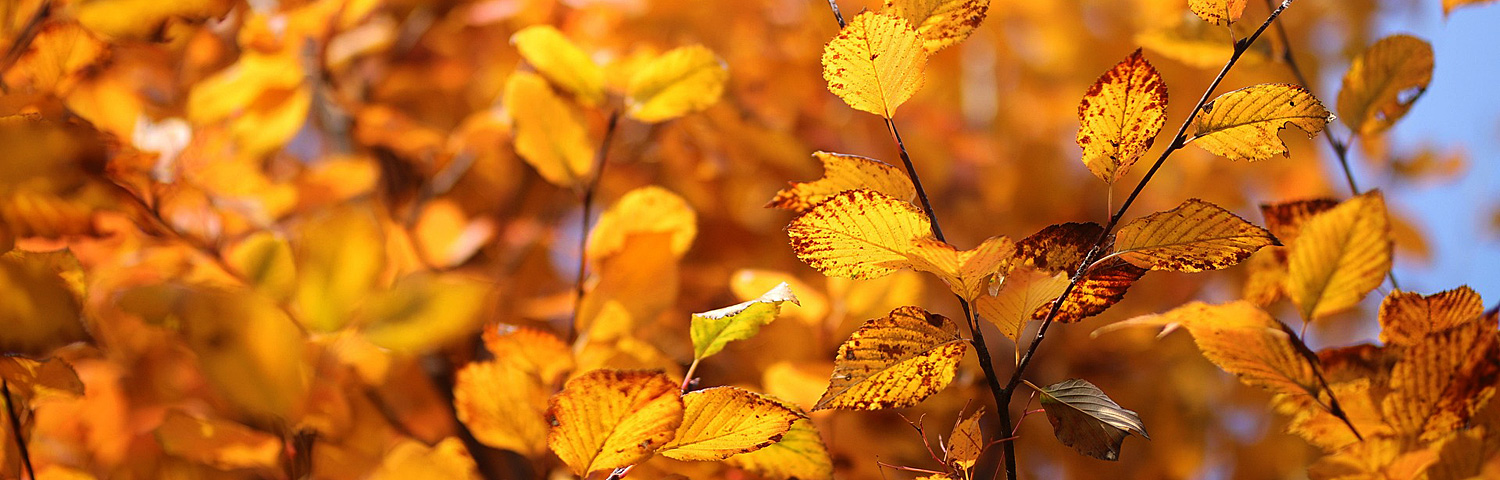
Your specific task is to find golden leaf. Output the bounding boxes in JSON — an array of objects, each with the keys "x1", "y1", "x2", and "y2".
[
  {"x1": 1286, "y1": 191, "x2": 1392, "y2": 322},
  {"x1": 511, "y1": 25, "x2": 606, "y2": 106},
  {"x1": 691, "y1": 282, "x2": 800, "y2": 360},
  {"x1": 1261, "y1": 198, "x2": 1340, "y2": 245},
  {"x1": 293, "y1": 206, "x2": 386, "y2": 332},
  {"x1": 2, "y1": 22, "x2": 106, "y2": 94},
  {"x1": 1189, "y1": 83, "x2": 1332, "y2": 162},
  {"x1": 505, "y1": 71, "x2": 595, "y2": 188},
  {"x1": 975, "y1": 266, "x2": 1069, "y2": 342},
  {"x1": 546, "y1": 369, "x2": 684, "y2": 476},
  {"x1": 625, "y1": 45, "x2": 728, "y2": 123},
  {"x1": 1445, "y1": 0, "x2": 1500, "y2": 14},
  {"x1": 814, "y1": 306, "x2": 968, "y2": 411},
  {"x1": 578, "y1": 232, "x2": 681, "y2": 340},
  {"x1": 731, "y1": 269, "x2": 829, "y2": 326},
  {"x1": 368, "y1": 438, "x2": 481, "y2": 480},
  {"x1": 0, "y1": 357, "x2": 83, "y2": 402},
  {"x1": 1337, "y1": 35, "x2": 1433, "y2": 135},
  {"x1": 482, "y1": 325, "x2": 575, "y2": 387},
  {"x1": 1014, "y1": 222, "x2": 1145, "y2": 323},
  {"x1": 905, "y1": 235, "x2": 1015, "y2": 301},
  {"x1": 1076, "y1": 49, "x2": 1168, "y2": 183},
  {"x1": 0, "y1": 250, "x2": 86, "y2": 355},
  {"x1": 225, "y1": 231, "x2": 296, "y2": 303},
  {"x1": 658, "y1": 386, "x2": 802, "y2": 461},
  {"x1": 74, "y1": 0, "x2": 231, "y2": 39},
  {"x1": 767, "y1": 152, "x2": 917, "y2": 214},
  {"x1": 1189, "y1": 0, "x2": 1247, "y2": 25},
  {"x1": 586, "y1": 186, "x2": 698, "y2": 261},
  {"x1": 1383, "y1": 321, "x2": 1500, "y2": 439},
  {"x1": 946, "y1": 405, "x2": 985, "y2": 471},
  {"x1": 787, "y1": 189, "x2": 931, "y2": 280},
  {"x1": 822, "y1": 12, "x2": 928, "y2": 118},
  {"x1": 1278, "y1": 378, "x2": 1393, "y2": 451},
  {"x1": 1378, "y1": 287, "x2": 1484, "y2": 346},
  {"x1": 187, "y1": 47, "x2": 310, "y2": 159},
  {"x1": 154, "y1": 411, "x2": 281, "y2": 470},
  {"x1": 453, "y1": 361, "x2": 551, "y2": 456},
  {"x1": 1037, "y1": 379, "x2": 1149, "y2": 461},
  {"x1": 173, "y1": 286, "x2": 311, "y2": 419},
  {"x1": 1110, "y1": 198, "x2": 1278, "y2": 272},
  {"x1": 1306, "y1": 437, "x2": 1440, "y2": 480},
  {"x1": 882, "y1": 0, "x2": 990, "y2": 53},
  {"x1": 360, "y1": 274, "x2": 490, "y2": 353},
  {"x1": 724, "y1": 418, "x2": 834, "y2": 480}
]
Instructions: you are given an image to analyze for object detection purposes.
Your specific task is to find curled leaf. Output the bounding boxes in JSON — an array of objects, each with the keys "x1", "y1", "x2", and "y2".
[
  {"x1": 1337, "y1": 35, "x2": 1434, "y2": 135},
  {"x1": 1076, "y1": 49, "x2": 1168, "y2": 183},
  {"x1": 1378, "y1": 287, "x2": 1484, "y2": 345},
  {"x1": 546, "y1": 369, "x2": 685, "y2": 476},
  {"x1": 1189, "y1": 83, "x2": 1332, "y2": 161},
  {"x1": 767, "y1": 152, "x2": 916, "y2": 214},
  {"x1": 814, "y1": 306, "x2": 968, "y2": 411},
  {"x1": 1014, "y1": 222, "x2": 1144, "y2": 323},
  {"x1": 1110, "y1": 198, "x2": 1278, "y2": 272},
  {"x1": 822, "y1": 12, "x2": 928, "y2": 118},
  {"x1": 905, "y1": 235, "x2": 1015, "y2": 301},
  {"x1": 1038, "y1": 379, "x2": 1149, "y2": 461},
  {"x1": 658, "y1": 387, "x2": 802, "y2": 461},
  {"x1": 691, "y1": 282, "x2": 800, "y2": 360}
]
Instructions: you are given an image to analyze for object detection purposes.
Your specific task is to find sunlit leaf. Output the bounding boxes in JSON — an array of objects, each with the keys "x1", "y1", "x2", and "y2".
[
  {"x1": 1, "y1": 22, "x2": 106, "y2": 94},
  {"x1": 1189, "y1": 0, "x2": 1246, "y2": 25},
  {"x1": 74, "y1": 0, "x2": 231, "y2": 38},
  {"x1": 454, "y1": 360, "x2": 551, "y2": 457},
  {"x1": 767, "y1": 152, "x2": 916, "y2": 214},
  {"x1": 293, "y1": 206, "x2": 386, "y2": 332},
  {"x1": 155, "y1": 411, "x2": 280, "y2": 470},
  {"x1": 975, "y1": 266, "x2": 1069, "y2": 341},
  {"x1": 547, "y1": 369, "x2": 684, "y2": 476},
  {"x1": 659, "y1": 386, "x2": 802, "y2": 461},
  {"x1": 946, "y1": 405, "x2": 984, "y2": 471},
  {"x1": 187, "y1": 48, "x2": 310, "y2": 159},
  {"x1": 731, "y1": 269, "x2": 829, "y2": 326},
  {"x1": 882, "y1": 0, "x2": 990, "y2": 53},
  {"x1": 1378, "y1": 287, "x2": 1484, "y2": 345},
  {"x1": 1076, "y1": 49, "x2": 1167, "y2": 183},
  {"x1": 0, "y1": 357, "x2": 83, "y2": 402},
  {"x1": 814, "y1": 306, "x2": 968, "y2": 411},
  {"x1": 368, "y1": 438, "x2": 481, "y2": 480},
  {"x1": 822, "y1": 12, "x2": 928, "y2": 118},
  {"x1": 587, "y1": 186, "x2": 698, "y2": 261},
  {"x1": 1261, "y1": 198, "x2": 1340, "y2": 245},
  {"x1": 1014, "y1": 222, "x2": 1145, "y2": 323},
  {"x1": 578, "y1": 232, "x2": 681, "y2": 340},
  {"x1": 512, "y1": 25, "x2": 606, "y2": 106},
  {"x1": 1110, "y1": 198, "x2": 1278, "y2": 272},
  {"x1": 1038, "y1": 379, "x2": 1149, "y2": 461},
  {"x1": 787, "y1": 189, "x2": 931, "y2": 280},
  {"x1": 626, "y1": 45, "x2": 728, "y2": 123},
  {"x1": 691, "y1": 282, "x2": 800, "y2": 360},
  {"x1": 905, "y1": 235, "x2": 1014, "y2": 301},
  {"x1": 724, "y1": 417, "x2": 834, "y2": 480},
  {"x1": 1384, "y1": 319, "x2": 1500, "y2": 439},
  {"x1": 506, "y1": 71, "x2": 595, "y2": 188},
  {"x1": 1337, "y1": 35, "x2": 1433, "y2": 135},
  {"x1": 224, "y1": 231, "x2": 296, "y2": 303},
  {"x1": 482, "y1": 325, "x2": 575, "y2": 386},
  {"x1": 1286, "y1": 191, "x2": 1392, "y2": 322},
  {"x1": 360, "y1": 274, "x2": 490, "y2": 353},
  {"x1": 172, "y1": 286, "x2": 311, "y2": 419},
  {"x1": 1189, "y1": 83, "x2": 1332, "y2": 161}
]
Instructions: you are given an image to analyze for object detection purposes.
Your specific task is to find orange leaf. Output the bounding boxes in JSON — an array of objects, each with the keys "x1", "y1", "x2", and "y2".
[
  {"x1": 1378, "y1": 287, "x2": 1485, "y2": 346},
  {"x1": 883, "y1": 0, "x2": 990, "y2": 53},
  {"x1": 815, "y1": 306, "x2": 967, "y2": 411},
  {"x1": 546, "y1": 369, "x2": 684, "y2": 476},
  {"x1": 1109, "y1": 198, "x2": 1277, "y2": 272},
  {"x1": 1076, "y1": 49, "x2": 1168, "y2": 183},
  {"x1": 767, "y1": 152, "x2": 916, "y2": 214}
]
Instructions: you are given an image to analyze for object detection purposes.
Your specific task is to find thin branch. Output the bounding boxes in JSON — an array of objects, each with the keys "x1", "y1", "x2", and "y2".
[
  {"x1": 3, "y1": 381, "x2": 35, "y2": 480},
  {"x1": 994, "y1": 3, "x2": 1297, "y2": 479},
  {"x1": 825, "y1": 0, "x2": 847, "y2": 28},
  {"x1": 570, "y1": 110, "x2": 623, "y2": 343},
  {"x1": 0, "y1": 0, "x2": 51, "y2": 93}
]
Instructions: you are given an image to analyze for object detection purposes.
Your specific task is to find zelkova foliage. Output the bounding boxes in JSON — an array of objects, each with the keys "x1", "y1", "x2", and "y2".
[{"x1": 0, "y1": 0, "x2": 1494, "y2": 479}]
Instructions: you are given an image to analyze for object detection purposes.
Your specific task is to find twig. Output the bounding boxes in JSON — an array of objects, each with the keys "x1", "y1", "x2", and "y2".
[
  {"x1": 3, "y1": 381, "x2": 35, "y2": 480},
  {"x1": 994, "y1": 3, "x2": 1298, "y2": 478},
  {"x1": 569, "y1": 110, "x2": 622, "y2": 343},
  {"x1": 0, "y1": 0, "x2": 51, "y2": 93}
]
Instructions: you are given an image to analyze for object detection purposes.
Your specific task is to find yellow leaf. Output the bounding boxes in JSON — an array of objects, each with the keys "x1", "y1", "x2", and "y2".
[
  {"x1": 1076, "y1": 49, "x2": 1168, "y2": 183},
  {"x1": 74, "y1": 0, "x2": 231, "y2": 39},
  {"x1": 546, "y1": 369, "x2": 684, "y2": 476},
  {"x1": 225, "y1": 231, "x2": 296, "y2": 303},
  {"x1": 511, "y1": 25, "x2": 606, "y2": 106},
  {"x1": 505, "y1": 71, "x2": 595, "y2": 188},
  {"x1": 1189, "y1": 83, "x2": 1332, "y2": 161},
  {"x1": 1337, "y1": 35, "x2": 1434, "y2": 135},
  {"x1": 360, "y1": 274, "x2": 490, "y2": 353},
  {"x1": 814, "y1": 306, "x2": 968, "y2": 411},
  {"x1": 578, "y1": 232, "x2": 681, "y2": 339},
  {"x1": 1189, "y1": 0, "x2": 1246, "y2": 25},
  {"x1": 0, "y1": 250, "x2": 86, "y2": 355},
  {"x1": 187, "y1": 48, "x2": 310, "y2": 158},
  {"x1": 1, "y1": 22, "x2": 106, "y2": 94},
  {"x1": 368, "y1": 438, "x2": 481, "y2": 480},
  {"x1": 1110, "y1": 198, "x2": 1278, "y2": 272},
  {"x1": 625, "y1": 45, "x2": 728, "y2": 123},
  {"x1": 587, "y1": 186, "x2": 698, "y2": 261},
  {"x1": 482, "y1": 325, "x2": 575, "y2": 387},
  {"x1": 724, "y1": 418, "x2": 834, "y2": 480},
  {"x1": 767, "y1": 152, "x2": 917, "y2": 214},
  {"x1": 659, "y1": 386, "x2": 802, "y2": 461},
  {"x1": 787, "y1": 189, "x2": 931, "y2": 280},
  {"x1": 413, "y1": 199, "x2": 495, "y2": 269},
  {"x1": 760, "y1": 361, "x2": 834, "y2": 411},
  {"x1": 1383, "y1": 321, "x2": 1499, "y2": 439},
  {"x1": 1136, "y1": 18, "x2": 1271, "y2": 70},
  {"x1": 1286, "y1": 191, "x2": 1392, "y2": 322},
  {"x1": 882, "y1": 0, "x2": 990, "y2": 53},
  {"x1": 173, "y1": 286, "x2": 311, "y2": 419},
  {"x1": 1260, "y1": 198, "x2": 1340, "y2": 245},
  {"x1": 0, "y1": 357, "x2": 83, "y2": 402},
  {"x1": 1378, "y1": 287, "x2": 1484, "y2": 345},
  {"x1": 453, "y1": 361, "x2": 551, "y2": 456},
  {"x1": 1278, "y1": 378, "x2": 1392, "y2": 451},
  {"x1": 946, "y1": 405, "x2": 985, "y2": 471},
  {"x1": 822, "y1": 12, "x2": 928, "y2": 118},
  {"x1": 1014, "y1": 222, "x2": 1145, "y2": 323},
  {"x1": 731, "y1": 269, "x2": 829, "y2": 326},
  {"x1": 975, "y1": 266, "x2": 1069, "y2": 342},
  {"x1": 906, "y1": 235, "x2": 1015, "y2": 301},
  {"x1": 293, "y1": 206, "x2": 386, "y2": 332},
  {"x1": 155, "y1": 411, "x2": 281, "y2": 470},
  {"x1": 691, "y1": 282, "x2": 800, "y2": 360}
]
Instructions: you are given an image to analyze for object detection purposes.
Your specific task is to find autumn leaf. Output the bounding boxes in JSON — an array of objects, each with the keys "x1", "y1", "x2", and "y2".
[
  {"x1": 1109, "y1": 198, "x2": 1278, "y2": 272},
  {"x1": 0, "y1": 357, "x2": 84, "y2": 402},
  {"x1": 162, "y1": 285, "x2": 311, "y2": 420},
  {"x1": 1383, "y1": 319, "x2": 1500, "y2": 439},
  {"x1": 368, "y1": 438, "x2": 481, "y2": 480},
  {"x1": 1261, "y1": 198, "x2": 1340, "y2": 245},
  {"x1": 822, "y1": 12, "x2": 928, "y2": 118},
  {"x1": 974, "y1": 266, "x2": 1069, "y2": 342},
  {"x1": 724, "y1": 417, "x2": 834, "y2": 480},
  {"x1": 1378, "y1": 287, "x2": 1484, "y2": 345},
  {"x1": 1189, "y1": 0, "x2": 1247, "y2": 25},
  {"x1": 155, "y1": 411, "x2": 281, "y2": 470},
  {"x1": 2, "y1": 22, "x2": 107, "y2": 95},
  {"x1": 787, "y1": 189, "x2": 931, "y2": 279},
  {"x1": 453, "y1": 360, "x2": 551, "y2": 456},
  {"x1": 511, "y1": 25, "x2": 606, "y2": 106},
  {"x1": 882, "y1": 0, "x2": 990, "y2": 53},
  {"x1": 293, "y1": 206, "x2": 386, "y2": 332},
  {"x1": 767, "y1": 152, "x2": 916, "y2": 213},
  {"x1": 360, "y1": 274, "x2": 490, "y2": 353},
  {"x1": 586, "y1": 186, "x2": 698, "y2": 261},
  {"x1": 1445, "y1": 0, "x2": 1500, "y2": 14},
  {"x1": 905, "y1": 235, "x2": 1015, "y2": 301},
  {"x1": 505, "y1": 71, "x2": 595, "y2": 188},
  {"x1": 1014, "y1": 222, "x2": 1145, "y2": 323},
  {"x1": 0, "y1": 250, "x2": 87, "y2": 355},
  {"x1": 814, "y1": 306, "x2": 968, "y2": 411},
  {"x1": 1337, "y1": 35, "x2": 1433, "y2": 135},
  {"x1": 187, "y1": 47, "x2": 311, "y2": 159},
  {"x1": 658, "y1": 387, "x2": 803, "y2": 461},
  {"x1": 482, "y1": 325, "x2": 575, "y2": 386},
  {"x1": 224, "y1": 231, "x2": 296, "y2": 302},
  {"x1": 946, "y1": 406, "x2": 985, "y2": 472},
  {"x1": 626, "y1": 45, "x2": 729, "y2": 123},
  {"x1": 691, "y1": 282, "x2": 799, "y2": 359},
  {"x1": 1286, "y1": 191, "x2": 1392, "y2": 322},
  {"x1": 1076, "y1": 49, "x2": 1167, "y2": 183},
  {"x1": 1037, "y1": 379, "x2": 1149, "y2": 461},
  {"x1": 546, "y1": 369, "x2": 684, "y2": 476},
  {"x1": 1188, "y1": 83, "x2": 1332, "y2": 161},
  {"x1": 731, "y1": 269, "x2": 829, "y2": 326}
]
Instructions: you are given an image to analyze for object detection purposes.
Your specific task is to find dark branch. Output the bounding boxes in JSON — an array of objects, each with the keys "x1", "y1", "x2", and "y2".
[
  {"x1": 570, "y1": 110, "x2": 623, "y2": 342},
  {"x1": 3, "y1": 381, "x2": 36, "y2": 480}
]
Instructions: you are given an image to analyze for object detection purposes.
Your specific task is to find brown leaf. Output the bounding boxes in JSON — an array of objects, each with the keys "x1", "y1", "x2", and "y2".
[
  {"x1": 1378, "y1": 287, "x2": 1485, "y2": 346},
  {"x1": 1037, "y1": 379, "x2": 1149, "y2": 461},
  {"x1": 1015, "y1": 222, "x2": 1145, "y2": 323},
  {"x1": 814, "y1": 306, "x2": 968, "y2": 411}
]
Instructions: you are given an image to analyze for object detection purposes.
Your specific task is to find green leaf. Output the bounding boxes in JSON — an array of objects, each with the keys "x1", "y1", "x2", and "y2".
[{"x1": 690, "y1": 282, "x2": 799, "y2": 359}]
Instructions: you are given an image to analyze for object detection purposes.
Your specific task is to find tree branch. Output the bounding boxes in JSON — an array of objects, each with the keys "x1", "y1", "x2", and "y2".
[
  {"x1": 570, "y1": 110, "x2": 623, "y2": 343},
  {"x1": 3, "y1": 381, "x2": 35, "y2": 480}
]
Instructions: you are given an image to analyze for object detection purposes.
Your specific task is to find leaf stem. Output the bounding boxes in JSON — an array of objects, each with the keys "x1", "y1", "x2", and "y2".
[
  {"x1": 994, "y1": 3, "x2": 1296, "y2": 479},
  {"x1": 570, "y1": 110, "x2": 623, "y2": 343},
  {"x1": 3, "y1": 381, "x2": 35, "y2": 480},
  {"x1": 680, "y1": 358, "x2": 702, "y2": 392}
]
